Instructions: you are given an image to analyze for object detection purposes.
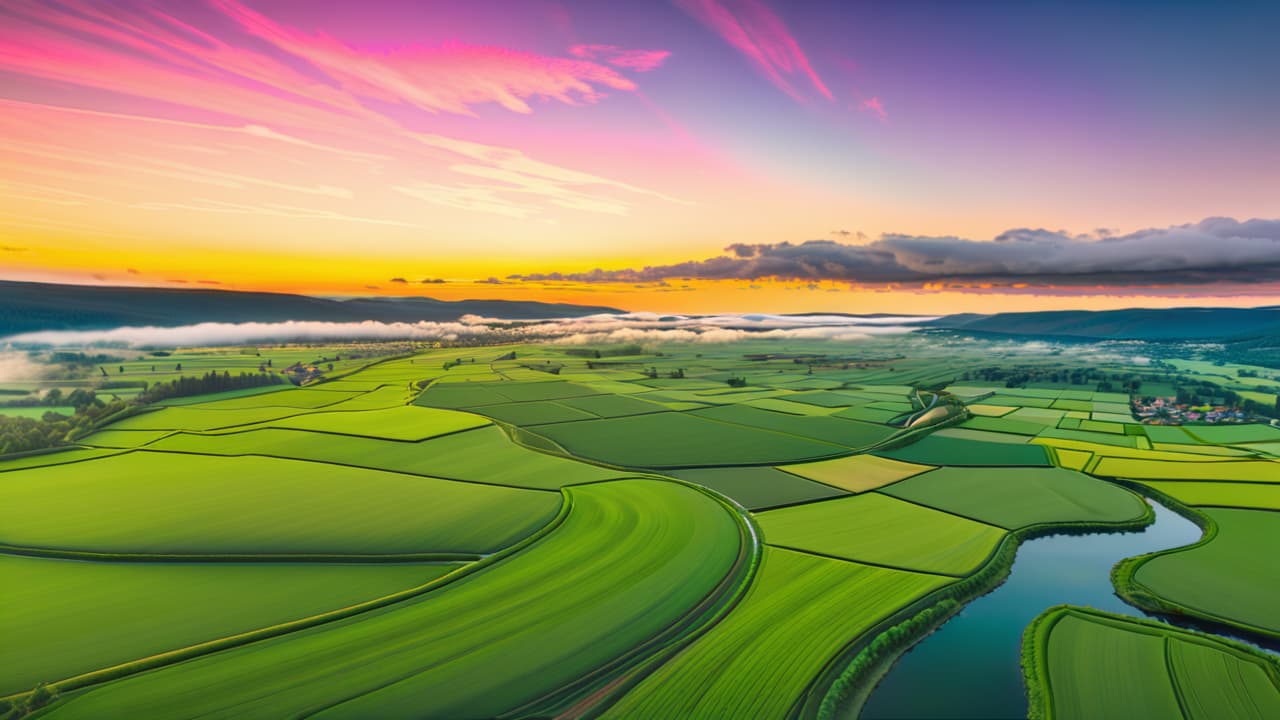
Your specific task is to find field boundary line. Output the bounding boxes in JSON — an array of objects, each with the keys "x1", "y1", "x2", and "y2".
[
  {"x1": 865, "y1": 490, "x2": 1012, "y2": 531},
  {"x1": 0, "y1": 488, "x2": 575, "y2": 707},
  {"x1": 111, "y1": 438, "x2": 568, "y2": 493},
  {"x1": 765, "y1": 543, "x2": 967, "y2": 579},
  {"x1": 0, "y1": 544, "x2": 481, "y2": 564},
  {"x1": 544, "y1": 476, "x2": 765, "y2": 720}
]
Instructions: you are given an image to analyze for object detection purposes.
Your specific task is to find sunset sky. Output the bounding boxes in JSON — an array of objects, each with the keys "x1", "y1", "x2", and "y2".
[{"x1": 2, "y1": 0, "x2": 1278, "y2": 313}]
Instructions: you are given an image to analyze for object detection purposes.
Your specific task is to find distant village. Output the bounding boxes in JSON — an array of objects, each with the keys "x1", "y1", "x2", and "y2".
[{"x1": 1132, "y1": 397, "x2": 1257, "y2": 426}]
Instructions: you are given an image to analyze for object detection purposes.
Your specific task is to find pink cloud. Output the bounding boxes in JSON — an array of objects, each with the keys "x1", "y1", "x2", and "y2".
[
  {"x1": 570, "y1": 44, "x2": 672, "y2": 72},
  {"x1": 0, "y1": 0, "x2": 689, "y2": 229},
  {"x1": 0, "y1": 0, "x2": 648, "y2": 127},
  {"x1": 676, "y1": 0, "x2": 833, "y2": 103},
  {"x1": 859, "y1": 96, "x2": 888, "y2": 123},
  {"x1": 212, "y1": 0, "x2": 638, "y2": 115}
]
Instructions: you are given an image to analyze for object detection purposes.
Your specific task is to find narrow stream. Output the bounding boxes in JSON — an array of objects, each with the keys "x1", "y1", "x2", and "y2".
[{"x1": 859, "y1": 499, "x2": 1201, "y2": 720}]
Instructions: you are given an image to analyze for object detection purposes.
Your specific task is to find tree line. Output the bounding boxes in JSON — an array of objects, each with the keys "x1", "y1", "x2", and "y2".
[{"x1": 0, "y1": 371, "x2": 281, "y2": 457}]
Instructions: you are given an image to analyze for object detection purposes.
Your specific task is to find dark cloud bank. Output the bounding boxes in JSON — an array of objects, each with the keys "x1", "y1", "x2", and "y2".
[{"x1": 511, "y1": 217, "x2": 1280, "y2": 288}]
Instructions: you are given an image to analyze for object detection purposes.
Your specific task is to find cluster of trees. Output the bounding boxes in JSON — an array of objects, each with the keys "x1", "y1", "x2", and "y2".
[
  {"x1": 1168, "y1": 382, "x2": 1280, "y2": 418},
  {"x1": 641, "y1": 366, "x2": 686, "y2": 379},
  {"x1": 567, "y1": 344, "x2": 644, "y2": 359},
  {"x1": 48, "y1": 351, "x2": 121, "y2": 366},
  {"x1": 0, "y1": 681, "x2": 56, "y2": 719},
  {"x1": 0, "y1": 387, "x2": 102, "y2": 409},
  {"x1": 0, "y1": 394, "x2": 124, "y2": 455},
  {"x1": 1, "y1": 372, "x2": 282, "y2": 456},
  {"x1": 959, "y1": 366, "x2": 1146, "y2": 392},
  {"x1": 138, "y1": 371, "x2": 282, "y2": 404}
]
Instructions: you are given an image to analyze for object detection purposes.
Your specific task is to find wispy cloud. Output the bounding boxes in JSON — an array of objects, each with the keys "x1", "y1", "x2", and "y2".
[
  {"x1": 403, "y1": 133, "x2": 686, "y2": 217},
  {"x1": 132, "y1": 199, "x2": 421, "y2": 228},
  {"x1": 509, "y1": 217, "x2": 1280, "y2": 290},
  {"x1": 0, "y1": 0, "x2": 648, "y2": 124},
  {"x1": 677, "y1": 0, "x2": 832, "y2": 103},
  {"x1": 859, "y1": 96, "x2": 887, "y2": 123},
  {"x1": 570, "y1": 44, "x2": 672, "y2": 72},
  {"x1": 0, "y1": 0, "x2": 682, "y2": 228}
]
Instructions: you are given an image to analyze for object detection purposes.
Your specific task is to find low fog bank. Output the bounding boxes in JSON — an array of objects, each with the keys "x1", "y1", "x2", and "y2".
[
  {"x1": 0, "y1": 313, "x2": 935, "y2": 349},
  {"x1": 0, "y1": 351, "x2": 46, "y2": 383}
]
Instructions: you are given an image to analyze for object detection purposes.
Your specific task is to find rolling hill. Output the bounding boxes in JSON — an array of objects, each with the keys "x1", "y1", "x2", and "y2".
[
  {"x1": 0, "y1": 281, "x2": 621, "y2": 337},
  {"x1": 927, "y1": 306, "x2": 1280, "y2": 341}
]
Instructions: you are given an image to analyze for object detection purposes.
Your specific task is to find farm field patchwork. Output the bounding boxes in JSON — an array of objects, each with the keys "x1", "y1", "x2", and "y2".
[
  {"x1": 756, "y1": 492, "x2": 1006, "y2": 575},
  {"x1": 669, "y1": 466, "x2": 847, "y2": 509},
  {"x1": 33, "y1": 480, "x2": 744, "y2": 719},
  {"x1": 144, "y1": 424, "x2": 618, "y2": 489},
  {"x1": 5, "y1": 337, "x2": 1280, "y2": 719},
  {"x1": 529, "y1": 411, "x2": 850, "y2": 468},
  {"x1": 600, "y1": 547, "x2": 952, "y2": 719}
]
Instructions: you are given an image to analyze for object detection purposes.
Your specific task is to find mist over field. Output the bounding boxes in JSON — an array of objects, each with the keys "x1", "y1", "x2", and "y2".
[
  {"x1": 0, "y1": 313, "x2": 933, "y2": 348},
  {"x1": 0, "y1": 352, "x2": 44, "y2": 383}
]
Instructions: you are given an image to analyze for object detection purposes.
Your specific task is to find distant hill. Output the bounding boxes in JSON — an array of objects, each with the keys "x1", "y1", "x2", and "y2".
[
  {"x1": 927, "y1": 306, "x2": 1280, "y2": 341},
  {"x1": 0, "y1": 281, "x2": 622, "y2": 337}
]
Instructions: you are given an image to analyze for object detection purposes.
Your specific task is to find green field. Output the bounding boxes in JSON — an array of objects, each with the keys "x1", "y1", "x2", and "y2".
[
  {"x1": 460, "y1": 400, "x2": 598, "y2": 425},
  {"x1": 1131, "y1": 508, "x2": 1280, "y2": 636},
  {"x1": 34, "y1": 480, "x2": 744, "y2": 719},
  {"x1": 0, "y1": 556, "x2": 460, "y2": 695},
  {"x1": 6, "y1": 336, "x2": 1280, "y2": 718},
  {"x1": 1186, "y1": 424, "x2": 1280, "y2": 444},
  {"x1": 143, "y1": 424, "x2": 618, "y2": 489},
  {"x1": 880, "y1": 466, "x2": 1148, "y2": 529},
  {"x1": 0, "y1": 452, "x2": 560, "y2": 555},
  {"x1": 600, "y1": 547, "x2": 952, "y2": 719},
  {"x1": 1139, "y1": 480, "x2": 1280, "y2": 511},
  {"x1": 670, "y1": 466, "x2": 846, "y2": 509},
  {"x1": 530, "y1": 411, "x2": 850, "y2": 468},
  {"x1": 757, "y1": 492, "x2": 1005, "y2": 575},
  {"x1": 1025, "y1": 607, "x2": 1280, "y2": 720},
  {"x1": 1092, "y1": 457, "x2": 1280, "y2": 481},
  {"x1": 230, "y1": 405, "x2": 491, "y2": 441},
  {"x1": 777, "y1": 453, "x2": 933, "y2": 493},
  {"x1": 877, "y1": 434, "x2": 1051, "y2": 466},
  {"x1": 0, "y1": 406, "x2": 77, "y2": 419}
]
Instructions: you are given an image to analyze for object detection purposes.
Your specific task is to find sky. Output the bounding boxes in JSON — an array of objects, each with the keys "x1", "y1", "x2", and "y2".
[{"x1": 1, "y1": 0, "x2": 1278, "y2": 314}]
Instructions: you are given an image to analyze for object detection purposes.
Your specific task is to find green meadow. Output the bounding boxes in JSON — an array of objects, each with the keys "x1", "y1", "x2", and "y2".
[{"x1": 3, "y1": 338, "x2": 1278, "y2": 719}]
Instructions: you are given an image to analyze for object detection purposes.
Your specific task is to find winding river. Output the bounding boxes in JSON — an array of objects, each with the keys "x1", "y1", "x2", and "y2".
[{"x1": 859, "y1": 498, "x2": 1202, "y2": 719}]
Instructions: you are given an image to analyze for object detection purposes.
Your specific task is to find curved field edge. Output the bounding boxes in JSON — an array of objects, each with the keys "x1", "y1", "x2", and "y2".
[
  {"x1": 493, "y1": 403, "x2": 970, "y2": 473},
  {"x1": 802, "y1": 496, "x2": 1156, "y2": 720},
  {"x1": 0, "y1": 544, "x2": 481, "y2": 564},
  {"x1": 512, "y1": 478, "x2": 763, "y2": 719},
  {"x1": 1019, "y1": 605, "x2": 1280, "y2": 720},
  {"x1": 0, "y1": 491, "x2": 570, "y2": 709},
  {"x1": 1108, "y1": 480, "x2": 1280, "y2": 643},
  {"x1": 18, "y1": 478, "x2": 748, "y2": 720}
]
